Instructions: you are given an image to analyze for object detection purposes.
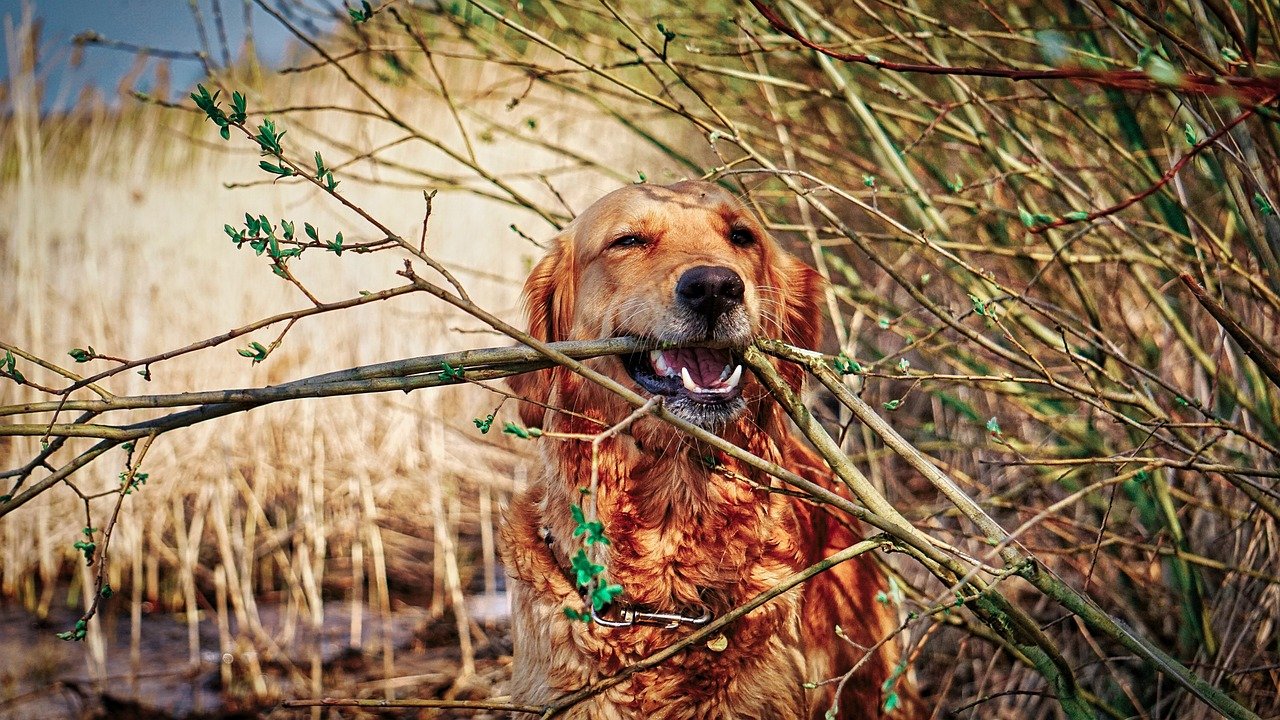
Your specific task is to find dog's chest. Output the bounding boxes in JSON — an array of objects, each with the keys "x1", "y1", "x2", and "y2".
[{"x1": 598, "y1": 457, "x2": 802, "y2": 609}]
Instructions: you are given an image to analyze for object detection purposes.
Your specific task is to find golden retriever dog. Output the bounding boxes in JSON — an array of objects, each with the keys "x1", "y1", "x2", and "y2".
[{"x1": 503, "y1": 181, "x2": 921, "y2": 719}]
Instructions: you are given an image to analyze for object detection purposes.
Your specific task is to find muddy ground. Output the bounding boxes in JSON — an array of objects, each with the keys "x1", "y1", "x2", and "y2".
[{"x1": 0, "y1": 597, "x2": 513, "y2": 720}]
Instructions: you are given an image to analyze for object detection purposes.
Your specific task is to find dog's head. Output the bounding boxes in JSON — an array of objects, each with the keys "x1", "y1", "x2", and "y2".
[{"x1": 510, "y1": 180, "x2": 822, "y2": 431}]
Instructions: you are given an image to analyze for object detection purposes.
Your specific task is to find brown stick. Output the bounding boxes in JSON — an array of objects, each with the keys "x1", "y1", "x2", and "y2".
[{"x1": 1181, "y1": 273, "x2": 1280, "y2": 392}]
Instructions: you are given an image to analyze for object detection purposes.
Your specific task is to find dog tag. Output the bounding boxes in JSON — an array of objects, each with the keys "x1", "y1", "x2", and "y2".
[{"x1": 705, "y1": 633, "x2": 728, "y2": 652}]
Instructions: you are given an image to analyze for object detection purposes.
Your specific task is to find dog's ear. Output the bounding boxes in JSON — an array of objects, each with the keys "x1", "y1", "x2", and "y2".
[
  {"x1": 762, "y1": 248, "x2": 824, "y2": 394},
  {"x1": 775, "y1": 250, "x2": 824, "y2": 351},
  {"x1": 507, "y1": 234, "x2": 576, "y2": 428}
]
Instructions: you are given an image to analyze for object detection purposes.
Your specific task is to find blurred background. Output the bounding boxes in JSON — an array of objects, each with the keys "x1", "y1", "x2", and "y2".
[{"x1": 2, "y1": 1, "x2": 1278, "y2": 718}]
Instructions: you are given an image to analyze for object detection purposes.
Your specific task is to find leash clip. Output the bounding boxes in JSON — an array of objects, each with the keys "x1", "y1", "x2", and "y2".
[{"x1": 590, "y1": 604, "x2": 712, "y2": 630}]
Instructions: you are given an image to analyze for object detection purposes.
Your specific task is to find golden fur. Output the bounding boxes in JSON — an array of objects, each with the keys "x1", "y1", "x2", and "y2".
[{"x1": 502, "y1": 181, "x2": 922, "y2": 718}]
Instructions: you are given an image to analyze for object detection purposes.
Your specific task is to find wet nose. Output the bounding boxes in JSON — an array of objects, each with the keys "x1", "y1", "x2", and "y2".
[{"x1": 676, "y1": 265, "x2": 745, "y2": 322}]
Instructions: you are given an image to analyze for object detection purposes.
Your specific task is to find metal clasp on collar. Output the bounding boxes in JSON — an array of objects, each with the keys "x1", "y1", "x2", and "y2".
[{"x1": 589, "y1": 604, "x2": 713, "y2": 630}]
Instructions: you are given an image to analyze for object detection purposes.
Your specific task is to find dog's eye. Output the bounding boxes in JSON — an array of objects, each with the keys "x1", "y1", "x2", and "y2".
[
  {"x1": 610, "y1": 234, "x2": 647, "y2": 249},
  {"x1": 729, "y1": 228, "x2": 756, "y2": 247}
]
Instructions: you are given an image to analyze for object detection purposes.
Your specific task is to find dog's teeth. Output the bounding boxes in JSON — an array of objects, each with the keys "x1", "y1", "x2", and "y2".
[
  {"x1": 680, "y1": 367, "x2": 702, "y2": 393},
  {"x1": 716, "y1": 364, "x2": 732, "y2": 383},
  {"x1": 651, "y1": 350, "x2": 672, "y2": 377},
  {"x1": 724, "y1": 365, "x2": 743, "y2": 390}
]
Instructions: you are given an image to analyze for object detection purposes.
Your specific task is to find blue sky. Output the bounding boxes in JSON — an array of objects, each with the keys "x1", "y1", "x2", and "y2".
[{"x1": 1, "y1": 1, "x2": 339, "y2": 112}]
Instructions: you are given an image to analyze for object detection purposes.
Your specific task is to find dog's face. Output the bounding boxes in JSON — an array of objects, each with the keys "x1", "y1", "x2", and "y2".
[{"x1": 513, "y1": 181, "x2": 822, "y2": 429}]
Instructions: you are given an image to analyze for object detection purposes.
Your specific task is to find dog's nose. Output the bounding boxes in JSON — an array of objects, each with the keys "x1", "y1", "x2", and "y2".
[{"x1": 676, "y1": 265, "x2": 745, "y2": 322}]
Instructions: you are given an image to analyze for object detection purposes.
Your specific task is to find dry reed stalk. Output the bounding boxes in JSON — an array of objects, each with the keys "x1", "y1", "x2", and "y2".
[
  {"x1": 129, "y1": 527, "x2": 142, "y2": 697},
  {"x1": 215, "y1": 565, "x2": 233, "y2": 692},
  {"x1": 478, "y1": 486, "x2": 496, "y2": 599},
  {"x1": 349, "y1": 473, "x2": 365, "y2": 651},
  {"x1": 357, "y1": 467, "x2": 396, "y2": 701},
  {"x1": 431, "y1": 480, "x2": 476, "y2": 673}
]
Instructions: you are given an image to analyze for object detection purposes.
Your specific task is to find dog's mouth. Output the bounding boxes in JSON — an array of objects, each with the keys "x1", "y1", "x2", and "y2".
[{"x1": 621, "y1": 347, "x2": 745, "y2": 406}]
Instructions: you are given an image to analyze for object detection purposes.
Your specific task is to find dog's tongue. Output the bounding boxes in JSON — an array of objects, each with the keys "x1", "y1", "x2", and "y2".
[{"x1": 662, "y1": 348, "x2": 732, "y2": 386}]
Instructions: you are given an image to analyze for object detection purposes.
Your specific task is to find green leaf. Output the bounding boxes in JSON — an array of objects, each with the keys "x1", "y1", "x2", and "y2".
[
  {"x1": 2, "y1": 350, "x2": 24, "y2": 384},
  {"x1": 253, "y1": 118, "x2": 285, "y2": 155},
  {"x1": 897, "y1": 358, "x2": 910, "y2": 373},
  {"x1": 281, "y1": 220, "x2": 295, "y2": 240},
  {"x1": 571, "y1": 505, "x2": 610, "y2": 546},
  {"x1": 473, "y1": 414, "x2": 494, "y2": 434},
  {"x1": 562, "y1": 607, "x2": 592, "y2": 623},
  {"x1": 190, "y1": 83, "x2": 217, "y2": 113},
  {"x1": 56, "y1": 619, "x2": 89, "y2": 641},
  {"x1": 237, "y1": 341, "x2": 269, "y2": 364},
  {"x1": 1254, "y1": 193, "x2": 1275, "y2": 216},
  {"x1": 503, "y1": 421, "x2": 544, "y2": 439},
  {"x1": 1063, "y1": 211, "x2": 1090, "y2": 221},
  {"x1": 229, "y1": 90, "x2": 247, "y2": 123},
  {"x1": 259, "y1": 161, "x2": 294, "y2": 177},
  {"x1": 863, "y1": 175, "x2": 876, "y2": 188},
  {"x1": 73, "y1": 540, "x2": 96, "y2": 564},
  {"x1": 304, "y1": 222, "x2": 320, "y2": 241},
  {"x1": 1018, "y1": 207, "x2": 1036, "y2": 228},
  {"x1": 986, "y1": 417, "x2": 1002, "y2": 435},
  {"x1": 68, "y1": 348, "x2": 93, "y2": 363},
  {"x1": 883, "y1": 692, "x2": 900, "y2": 713},
  {"x1": 100, "y1": 583, "x2": 114, "y2": 598},
  {"x1": 440, "y1": 361, "x2": 465, "y2": 381},
  {"x1": 883, "y1": 399, "x2": 902, "y2": 411},
  {"x1": 590, "y1": 583, "x2": 623, "y2": 611},
  {"x1": 833, "y1": 352, "x2": 862, "y2": 375},
  {"x1": 1184, "y1": 122, "x2": 1198, "y2": 146},
  {"x1": 118, "y1": 470, "x2": 149, "y2": 494},
  {"x1": 570, "y1": 550, "x2": 605, "y2": 588},
  {"x1": 348, "y1": 0, "x2": 373, "y2": 23}
]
